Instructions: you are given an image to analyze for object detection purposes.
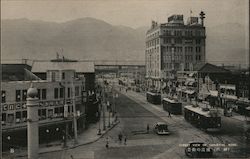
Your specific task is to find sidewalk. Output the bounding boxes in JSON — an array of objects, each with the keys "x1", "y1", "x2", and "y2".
[{"x1": 3, "y1": 111, "x2": 120, "y2": 158}]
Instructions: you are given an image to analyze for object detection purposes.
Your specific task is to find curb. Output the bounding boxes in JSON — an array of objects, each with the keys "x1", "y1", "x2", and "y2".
[{"x1": 14, "y1": 120, "x2": 120, "y2": 158}]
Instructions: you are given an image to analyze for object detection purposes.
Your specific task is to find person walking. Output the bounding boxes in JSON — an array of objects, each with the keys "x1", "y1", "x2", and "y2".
[
  {"x1": 124, "y1": 136, "x2": 127, "y2": 145},
  {"x1": 118, "y1": 132, "x2": 123, "y2": 144},
  {"x1": 168, "y1": 111, "x2": 171, "y2": 118},
  {"x1": 105, "y1": 136, "x2": 109, "y2": 148},
  {"x1": 147, "y1": 124, "x2": 150, "y2": 134}
]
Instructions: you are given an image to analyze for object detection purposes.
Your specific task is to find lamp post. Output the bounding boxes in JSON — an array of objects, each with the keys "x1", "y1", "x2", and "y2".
[
  {"x1": 7, "y1": 136, "x2": 14, "y2": 158},
  {"x1": 97, "y1": 102, "x2": 101, "y2": 135},
  {"x1": 102, "y1": 84, "x2": 106, "y2": 131},
  {"x1": 46, "y1": 129, "x2": 49, "y2": 146},
  {"x1": 107, "y1": 101, "x2": 111, "y2": 128},
  {"x1": 59, "y1": 82, "x2": 68, "y2": 148},
  {"x1": 71, "y1": 77, "x2": 78, "y2": 144}
]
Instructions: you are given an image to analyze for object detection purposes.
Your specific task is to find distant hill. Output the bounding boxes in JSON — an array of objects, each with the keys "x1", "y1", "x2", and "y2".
[
  {"x1": 1, "y1": 18, "x2": 248, "y2": 66},
  {"x1": 1, "y1": 17, "x2": 147, "y2": 61},
  {"x1": 206, "y1": 23, "x2": 248, "y2": 66}
]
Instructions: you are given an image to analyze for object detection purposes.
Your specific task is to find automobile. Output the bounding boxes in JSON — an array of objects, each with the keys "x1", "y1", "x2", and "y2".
[
  {"x1": 153, "y1": 122, "x2": 170, "y2": 135},
  {"x1": 185, "y1": 142, "x2": 213, "y2": 158}
]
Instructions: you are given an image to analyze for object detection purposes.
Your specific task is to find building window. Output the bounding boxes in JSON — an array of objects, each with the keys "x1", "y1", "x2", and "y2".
[
  {"x1": 22, "y1": 90, "x2": 27, "y2": 101},
  {"x1": 62, "y1": 72, "x2": 65, "y2": 79},
  {"x1": 68, "y1": 87, "x2": 71, "y2": 98},
  {"x1": 16, "y1": 111, "x2": 21, "y2": 123},
  {"x1": 196, "y1": 39, "x2": 201, "y2": 44},
  {"x1": 2, "y1": 113, "x2": 6, "y2": 122},
  {"x1": 196, "y1": 47, "x2": 201, "y2": 53},
  {"x1": 16, "y1": 90, "x2": 21, "y2": 102},
  {"x1": 2, "y1": 91, "x2": 6, "y2": 103},
  {"x1": 60, "y1": 88, "x2": 64, "y2": 98},
  {"x1": 175, "y1": 38, "x2": 182, "y2": 44},
  {"x1": 37, "y1": 89, "x2": 41, "y2": 99},
  {"x1": 75, "y1": 86, "x2": 79, "y2": 96},
  {"x1": 52, "y1": 72, "x2": 56, "y2": 82},
  {"x1": 22, "y1": 111, "x2": 27, "y2": 120},
  {"x1": 54, "y1": 88, "x2": 59, "y2": 99},
  {"x1": 42, "y1": 89, "x2": 46, "y2": 100}
]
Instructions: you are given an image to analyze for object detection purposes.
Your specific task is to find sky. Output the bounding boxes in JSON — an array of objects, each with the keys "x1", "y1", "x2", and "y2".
[{"x1": 1, "y1": 0, "x2": 249, "y2": 29}]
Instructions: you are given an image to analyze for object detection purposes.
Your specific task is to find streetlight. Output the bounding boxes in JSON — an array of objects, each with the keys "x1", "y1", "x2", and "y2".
[
  {"x1": 71, "y1": 76, "x2": 78, "y2": 144},
  {"x1": 46, "y1": 129, "x2": 49, "y2": 146},
  {"x1": 7, "y1": 136, "x2": 15, "y2": 159},
  {"x1": 59, "y1": 82, "x2": 68, "y2": 148},
  {"x1": 107, "y1": 101, "x2": 110, "y2": 128},
  {"x1": 97, "y1": 99, "x2": 102, "y2": 135}
]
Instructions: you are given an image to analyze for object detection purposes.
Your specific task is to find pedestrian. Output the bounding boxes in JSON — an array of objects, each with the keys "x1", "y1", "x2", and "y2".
[
  {"x1": 168, "y1": 111, "x2": 171, "y2": 118},
  {"x1": 124, "y1": 136, "x2": 127, "y2": 145},
  {"x1": 70, "y1": 155, "x2": 74, "y2": 159},
  {"x1": 105, "y1": 136, "x2": 109, "y2": 148},
  {"x1": 118, "y1": 132, "x2": 123, "y2": 143},
  {"x1": 147, "y1": 124, "x2": 150, "y2": 133}
]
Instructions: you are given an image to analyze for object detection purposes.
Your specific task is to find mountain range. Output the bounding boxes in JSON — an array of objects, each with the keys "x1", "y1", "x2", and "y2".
[{"x1": 1, "y1": 17, "x2": 248, "y2": 66}]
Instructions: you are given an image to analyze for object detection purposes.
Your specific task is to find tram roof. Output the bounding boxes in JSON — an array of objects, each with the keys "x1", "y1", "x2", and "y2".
[
  {"x1": 184, "y1": 105, "x2": 213, "y2": 117},
  {"x1": 146, "y1": 91, "x2": 160, "y2": 95},
  {"x1": 163, "y1": 98, "x2": 180, "y2": 103}
]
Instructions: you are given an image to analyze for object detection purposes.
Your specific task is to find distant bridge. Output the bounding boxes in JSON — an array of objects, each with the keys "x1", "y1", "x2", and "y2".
[{"x1": 2, "y1": 59, "x2": 145, "y2": 66}]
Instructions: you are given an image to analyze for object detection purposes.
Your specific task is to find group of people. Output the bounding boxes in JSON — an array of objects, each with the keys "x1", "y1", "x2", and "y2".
[
  {"x1": 118, "y1": 132, "x2": 127, "y2": 145},
  {"x1": 105, "y1": 132, "x2": 127, "y2": 149}
]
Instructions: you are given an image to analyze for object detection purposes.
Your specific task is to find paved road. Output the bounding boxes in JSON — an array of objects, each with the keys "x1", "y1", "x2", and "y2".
[{"x1": 20, "y1": 87, "x2": 250, "y2": 159}]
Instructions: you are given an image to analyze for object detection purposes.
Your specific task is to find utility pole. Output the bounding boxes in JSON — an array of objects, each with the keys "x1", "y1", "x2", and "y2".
[
  {"x1": 71, "y1": 77, "x2": 78, "y2": 144},
  {"x1": 27, "y1": 84, "x2": 39, "y2": 159},
  {"x1": 60, "y1": 83, "x2": 68, "y2": 148},
  {"x1": 0, "y1": 90, "x2": 2, "y2": 159},
  {"x1": 102, "y1": 84, "x2": 106, "y2": 130}
]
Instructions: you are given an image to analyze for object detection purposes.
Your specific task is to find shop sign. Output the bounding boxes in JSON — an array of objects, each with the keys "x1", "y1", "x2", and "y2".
[{"x1": 1, "y1": 102, "x2": 27, "y2": 111}]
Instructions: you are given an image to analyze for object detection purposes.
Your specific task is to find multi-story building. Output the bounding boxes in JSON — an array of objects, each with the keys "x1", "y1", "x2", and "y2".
[
  {"x1": 145, "y1": 12, "x2": 206, "y2": 91},
  {"x1": 1, "y1": 69, "x2": 87, "y2": 150}
]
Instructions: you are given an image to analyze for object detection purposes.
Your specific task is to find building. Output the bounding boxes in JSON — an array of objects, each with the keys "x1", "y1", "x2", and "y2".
[
  {"x1": 145, "y1": 11, "x2": 206, "y2": 91},
  {"x1": 31, "y1": 58, "x2": 98, "y2": 123},
  {"x1": 1, "y1": 69, "x2": 87, "y2": 150}
]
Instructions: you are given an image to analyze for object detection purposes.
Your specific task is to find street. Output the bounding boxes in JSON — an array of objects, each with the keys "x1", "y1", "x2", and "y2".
[{"x1": 17, "y1": 87, "x2": 250, "y2": 159}]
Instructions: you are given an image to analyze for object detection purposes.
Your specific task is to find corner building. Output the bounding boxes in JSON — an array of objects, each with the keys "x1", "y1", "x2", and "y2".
[{"x1": 145, "y1": 12, "x2": 206, "y2": 91}]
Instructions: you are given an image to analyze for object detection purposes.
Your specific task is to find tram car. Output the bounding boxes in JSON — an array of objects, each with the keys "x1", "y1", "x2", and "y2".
[
  {"x1": 184, "y1": 105, "x2": 221, "y2": 130},
  {"x1": 146, "y1": 91, "x2": 161, "y2": 105},
  {"x1": 162, "y1": 98, "x2": 182, "y2": 115}
]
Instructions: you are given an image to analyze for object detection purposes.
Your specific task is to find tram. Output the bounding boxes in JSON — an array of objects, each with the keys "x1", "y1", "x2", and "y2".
[
  {"x1": 184, "y1": 105, "x2": 221, "y2": 130},
  {"x1": 146, "y1": 91, "x2": 161, "y2": 105},
  {"x1": 162, "y1": 98, "x2": 182, "y2": 115}
]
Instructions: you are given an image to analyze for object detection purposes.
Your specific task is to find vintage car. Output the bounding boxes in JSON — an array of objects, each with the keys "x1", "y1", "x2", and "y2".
[{"x1": 153, "y1": 122, "x2": 170, "y2": 135}]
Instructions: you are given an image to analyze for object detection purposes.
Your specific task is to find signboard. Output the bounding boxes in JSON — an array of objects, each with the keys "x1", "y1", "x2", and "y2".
[
  {"x1": 2, "y1": 103, "x2": 27, "y2": 111},
  {"x1": 1, "y1": 99, "x2": 65, "y2": 112}
]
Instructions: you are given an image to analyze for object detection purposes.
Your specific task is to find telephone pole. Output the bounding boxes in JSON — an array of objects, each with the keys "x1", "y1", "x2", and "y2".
[
  {"x1": 102, "y1": 84, "x2": 106, "y2": 130},
  {"x1": 72, "y1": 77, "x2": 78, "y2": 144}
]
